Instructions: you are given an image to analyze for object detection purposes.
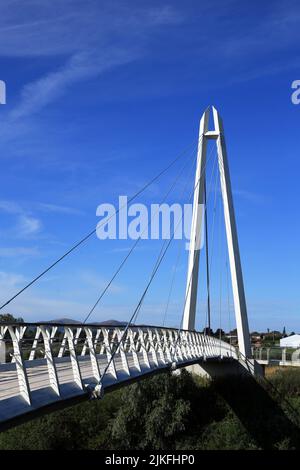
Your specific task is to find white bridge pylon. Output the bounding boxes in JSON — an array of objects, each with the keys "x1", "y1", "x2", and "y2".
[{"x1": 183, "y1": 106, "x2": 252, "y2": 358}]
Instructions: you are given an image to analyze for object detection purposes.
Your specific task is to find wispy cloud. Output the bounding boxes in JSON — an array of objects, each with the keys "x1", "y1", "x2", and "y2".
[
  {"x1": 0, "y1": 200, "x2": 21, "y2": 214},
  {"x1": 35, "y1": 202, "x2": 84, "y2": 216},
  {"x1": 0, "y1": 198, "x2": 84, "y2": 241},
  {"x1": 0, "y1": 269, "x2": 126, "y2": 321},
  {"x1": 0, "y1": 247, "x2": 40, "y2": 258},
  {"x1": 107, "y1": 245, "x2": 155, "y2": 254},
  {"x1": 0, "y1": 3, "x2": 180, "y2": 57},
  {"x1": 0, "y1": 2, "x2": 181, "y2": 120},
  {"x1": 79, "y1": 270, "x2": 124, "y2": 295},
  {"x1": 0, "y1": 199, "x2": 42, "y2": 239},
  {"x1": 17, "y1": 214, "x2": 41, "y2": 237},
  {"x1": 0, "y1": 270, "x2": 27, "y2": 290},
  {"x1": 9, "y1": 48, "x2": 141, "y2": 120},
  {"x1": 1, "y1": 1, "x2": 300, "y2": 124},
  {"x1": 220, "y1": 7, "x2": 300, "y2": 59}
]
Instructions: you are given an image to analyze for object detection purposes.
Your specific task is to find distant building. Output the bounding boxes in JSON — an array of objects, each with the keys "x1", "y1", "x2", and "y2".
[{"x1": 280, "y1": 334, "x2": 300, "y2": 348}]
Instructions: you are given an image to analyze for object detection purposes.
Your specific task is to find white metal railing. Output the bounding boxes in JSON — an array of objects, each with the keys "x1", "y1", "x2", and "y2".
[
  {"x1": 0, "y1": 322, "x2": 237, "y2": 423},
  {"x1": 253, "y1": 346, "x2": 300, "y2": 366}
]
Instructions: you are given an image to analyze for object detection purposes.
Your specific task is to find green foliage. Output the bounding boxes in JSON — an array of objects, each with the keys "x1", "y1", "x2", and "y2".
[
  {"x1": 0, "y1": 313, "x2": 24, "y2": 323},
  {"x1": 110, "y1": 371, "x2": 196, "y2": 449},
  {"x1": 0, "y1": 368, "x2": 300, "y2": 450},
  {"x1": 0, "y1": 390, "x2": 123, "y2": 450},
  {"x1": 198, "y1": 413, "x2": 259, "y2": 450},
  {"x1": 268, "y1": 368, "x2": 300, "y2": 398}
]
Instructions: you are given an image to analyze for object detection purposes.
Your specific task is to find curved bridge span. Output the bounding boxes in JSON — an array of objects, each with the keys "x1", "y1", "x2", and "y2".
[
  {"x1": 0, "y1": 322, "x2": 237, "y2": 428},
  {"x1": 0, "y1": 107, "x2": 262, "y2": 430}
]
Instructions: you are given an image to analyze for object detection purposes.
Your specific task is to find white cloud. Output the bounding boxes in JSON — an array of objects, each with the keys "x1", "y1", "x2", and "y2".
[
  {"x1": 0, "y1": 200, "x2": 22, "y2": 214},
  {"x1": 79, "y1": 270, "x2": 124, "y2": 295},
  {"x1": 9, "y1": 48, "x2": 141, "y2": 120},
  {"x1": 0, "y1": 247, "x2": 39, "y2": 258},
  {"x1": 0, "y1": 199, "x2": 42, "y2": 239},
  {"x1": 0, "y1": 198, "x2": 85, "y2": 243},
  {"x1": 220, "y1": 8, "x2": 300, "y2": 58},
  {"x1": 0, "y1": 2, "x2": 181, "y2": 57},
  {"x1": 0, "y1": 1, "x2": 299, "y2": 123},
  {"x1": 0, "y1": 271, "x2": 26, "y2": 304},
  {"x1": 35, "y1": 202, "x2": 84, "y2": 215},
  {"x1": 0, "y1": 268, "x2": 125, "y2": 322},
  {"x1": 0, "y1": 2, "x2": 181, "y2": 120},
  {"x1": 0, "y1": 198, "x2": 83, "y2": 216},
  {"x1": 17, "y1": 214, "x2": 41, "y2": 237}
]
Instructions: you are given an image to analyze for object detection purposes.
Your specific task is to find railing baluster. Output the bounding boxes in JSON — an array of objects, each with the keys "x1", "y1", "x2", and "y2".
[
  {"x1": 58, "y1": 331, "x2": 67, "y2": 358},
  {"x1": 0, "y1": 326, "x2": 7, "y2": 363},
  {"x1": 155, "y1": 328, "x2": 166, "y2": 365},
  {"x1": 84, "y1": 327, "x2": 102, "y2": 382},
  {"x1": 29, "y1": 326, "x2": 40, "y2": 361},
  {"x1": 116, "y1": 328, "x2": 130, "y2": 375},
  {"x1": 40, "y1": 326, "x2": 60, "y2": 396},
  {"x1": 65, "y1": 327, "x2": 84, "y2": 390},
  {"x1": 162, "y1": 329, "x2": 172, "y2": 363},
  {"x1": 129, "y1": 329, "x2": 141, "y2": 371},
  {"x1": 103, "y1": 328, "x2": 117, "y2": 379},
  {"x1": 138, "y1": 328, "x2": 150, "y2": 368},
  {"x1": 8, "y1": 326, "x2": 31, "y2": 405},
  {"x1": 147, "y1": 328, "x2": 158, "y2": 366}
]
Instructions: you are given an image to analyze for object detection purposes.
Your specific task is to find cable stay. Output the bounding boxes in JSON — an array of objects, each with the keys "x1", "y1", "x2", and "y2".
[
  {"x1": 160, "y1": 148, "x2": 219, "y2": 363},
  {"x1": 0, "y1": 140, "x2": 197, "y2": 312},
  {"x1": 97, "y1": 141, "x2": 217, "y2": 387},
  {"x1": 162, "y1": 145, "x2": 218, "y2": 335},
  {"x1": 83, "y1": 142, "x2": 199, "y2": 324},
  {"x1": 204, "y1": 176, "x2": 212, "y2": 331},
  {"x1": 203, "y1": 155, "x2": 219, "y2": 333}
]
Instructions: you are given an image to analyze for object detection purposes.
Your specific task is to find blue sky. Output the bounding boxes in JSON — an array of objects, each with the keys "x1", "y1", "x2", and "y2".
[{"x1": 0, "y1": 0, "x2": 299, "y2": 332}]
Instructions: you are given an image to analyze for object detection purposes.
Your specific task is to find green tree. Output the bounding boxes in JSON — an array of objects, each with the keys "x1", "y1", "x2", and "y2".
[
  {"x1": 110, "y1": 371, "x2": 192, "y2": 449},
  {"x1": 214, "y1": 328, "x2": 225, "y2": 338},
  {"x1": 0, "y1": 313, "x2": 24, "y2": 323}
]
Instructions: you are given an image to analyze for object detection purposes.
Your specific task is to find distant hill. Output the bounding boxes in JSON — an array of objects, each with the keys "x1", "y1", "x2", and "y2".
[
  {"x1": 94, "y1": 320, "x2": 128, "y2": 326},
  {"x1": 44, "y1": 318, "x2": 131, "y2": 326},
  {"x1": 43, "y1": 318, "x2": 81, "y2": 324}
]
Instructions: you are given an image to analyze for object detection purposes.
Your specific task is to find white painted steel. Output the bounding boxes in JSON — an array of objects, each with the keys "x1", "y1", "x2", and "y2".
[
  {"x1": 183, "y1": 109, "x2": 209, "y2": 331},
  {"x1": 183, "y1": 106, "x2": 251, "y2": 358},
  {"x1": 0, "y1": 323, "x2": 237, "y2": 425}
]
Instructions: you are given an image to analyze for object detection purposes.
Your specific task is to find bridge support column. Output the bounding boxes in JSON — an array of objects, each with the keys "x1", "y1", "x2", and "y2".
[
  {"x1": 183, "y1": 106, "x2": 252, "y2": 359},
  {"x1": 184, "y1": 358, "x2": 263, "y2": 379},
  {"x1": 0, "y1": 326, "x2": 6, "y2": 363},
  {"x1": 0, "y1": 339, "x2": 5, "y2": 363},
  {"x1": 182, "y1": 109, "x2": 208, "y2": 331}
]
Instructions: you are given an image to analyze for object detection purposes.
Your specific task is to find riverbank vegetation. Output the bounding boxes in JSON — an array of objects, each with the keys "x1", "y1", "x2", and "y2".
[{"x1": 0, "y1": 367, "x2": 300, "y2": 450}]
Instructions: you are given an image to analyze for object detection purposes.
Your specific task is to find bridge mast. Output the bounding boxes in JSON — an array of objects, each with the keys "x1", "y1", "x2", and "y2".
[
  {"x1": 183, "y1": 106, "x2": 252, "y2": 358},
  {"x1": 182, "y1": 108, "x2": 209, "y2": 331}
]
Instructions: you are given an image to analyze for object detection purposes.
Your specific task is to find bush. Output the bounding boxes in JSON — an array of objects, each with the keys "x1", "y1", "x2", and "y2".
[{"x1": 1, "y1": 367, "x2": 300, "y2": 450}]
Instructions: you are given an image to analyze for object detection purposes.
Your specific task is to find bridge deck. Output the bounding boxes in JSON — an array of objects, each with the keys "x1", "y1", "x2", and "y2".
[
  {"x1": 0, "y1": 323, "x2": 238, "y2": 428},
  {"x1": 0, "y1": 352, "x2": 212, "y2": 424}
]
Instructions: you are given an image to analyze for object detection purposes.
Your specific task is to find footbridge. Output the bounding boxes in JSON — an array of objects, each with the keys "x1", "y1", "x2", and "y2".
[
  {"x1": 0, "y1": 322, "x2": 239, "y2": 427},
  {"x1": 0, "y1": 107, "x2": 261, "y2": 429}
]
